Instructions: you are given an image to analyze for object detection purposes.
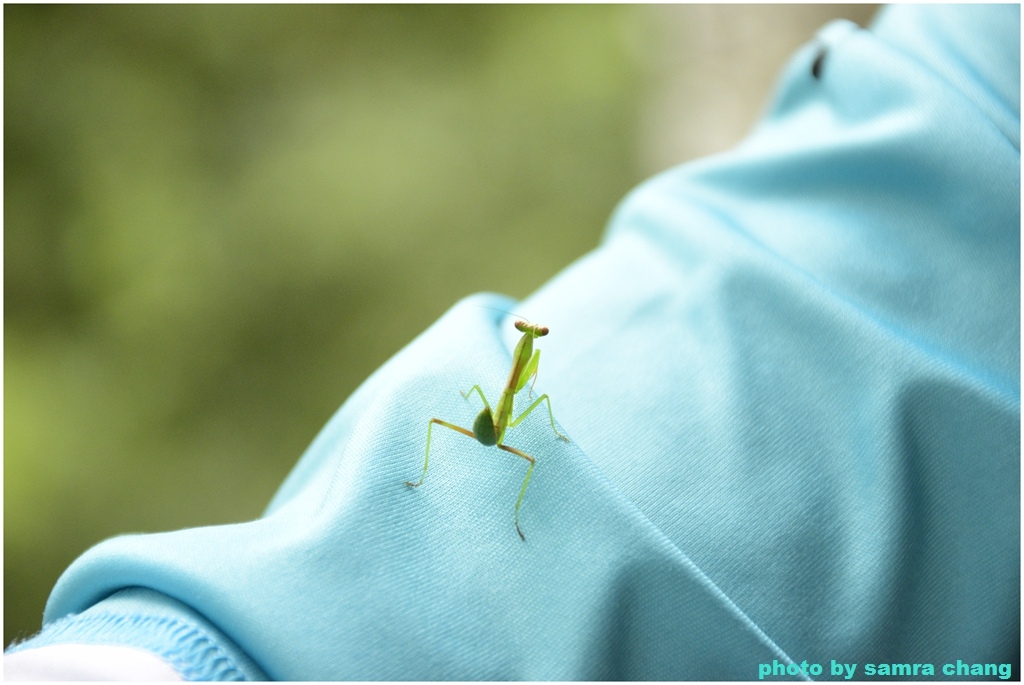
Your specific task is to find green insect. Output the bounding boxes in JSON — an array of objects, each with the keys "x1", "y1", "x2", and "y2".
[{"x1": 405, "y1": 320, "x2": 569, "y2": 540}]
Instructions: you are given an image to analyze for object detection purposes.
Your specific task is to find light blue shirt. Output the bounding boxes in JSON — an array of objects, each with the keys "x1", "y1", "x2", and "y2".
[{"x1": 8, "y1": 5, "x2": 1019, "y2": 680}]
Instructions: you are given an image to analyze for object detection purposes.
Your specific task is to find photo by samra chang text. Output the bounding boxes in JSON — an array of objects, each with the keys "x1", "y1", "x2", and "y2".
[{"x1": 758, "y1": 659, "x2": 1014, "y2": 680}]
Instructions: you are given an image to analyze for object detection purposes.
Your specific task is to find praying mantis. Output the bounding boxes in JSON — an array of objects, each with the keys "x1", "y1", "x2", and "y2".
[{"x1": 405, "y1": 319, "x2": 569, "y2": 540}]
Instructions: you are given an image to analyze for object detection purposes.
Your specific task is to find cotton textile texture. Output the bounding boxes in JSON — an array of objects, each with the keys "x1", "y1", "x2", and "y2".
[{"x1": 8, "y1": 4, "x2": 1019, "y2": 680}]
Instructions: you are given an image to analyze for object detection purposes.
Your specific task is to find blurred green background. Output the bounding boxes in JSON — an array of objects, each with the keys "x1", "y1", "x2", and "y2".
[{"x1": 4, "y1": 4, "x2": 876, "y2": 646}]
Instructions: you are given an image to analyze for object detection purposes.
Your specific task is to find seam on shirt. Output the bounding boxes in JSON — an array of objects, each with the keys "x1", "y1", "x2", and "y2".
[{"x1": 9, "y1": 611, "x2": 252, "y2": 681}]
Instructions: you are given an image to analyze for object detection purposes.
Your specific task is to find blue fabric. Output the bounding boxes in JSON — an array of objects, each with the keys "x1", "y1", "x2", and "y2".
[{"x1": 11, "y1": 5, "x2": 1020, "y2": 680}]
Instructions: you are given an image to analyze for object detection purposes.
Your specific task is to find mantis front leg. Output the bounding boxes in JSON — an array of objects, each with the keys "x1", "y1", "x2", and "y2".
[{"x1": 515, "y1": 350, "x2": 541, "y2": 398}]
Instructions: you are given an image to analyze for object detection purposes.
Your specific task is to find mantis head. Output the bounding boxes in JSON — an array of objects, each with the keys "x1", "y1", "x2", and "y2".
[{"x1": 514, "y1": 320, "x2": 549, "y2": 338}]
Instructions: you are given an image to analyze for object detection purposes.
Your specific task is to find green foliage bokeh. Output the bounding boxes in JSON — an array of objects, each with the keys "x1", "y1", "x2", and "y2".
[{"x1": 4, "y1": 4, "x2": 651, "y2": 644}]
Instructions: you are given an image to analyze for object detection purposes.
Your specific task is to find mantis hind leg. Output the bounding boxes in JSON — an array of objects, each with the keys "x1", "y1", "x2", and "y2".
[
  {"x1": 405, "y1": 418, "x2": 475, "y2": 487},
  {"x1": 498, "y1": 444, "x2": 535, "y2": 541},
  {"x1": 508, "y1": 393, "x2": 570, "y2": 442}
]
